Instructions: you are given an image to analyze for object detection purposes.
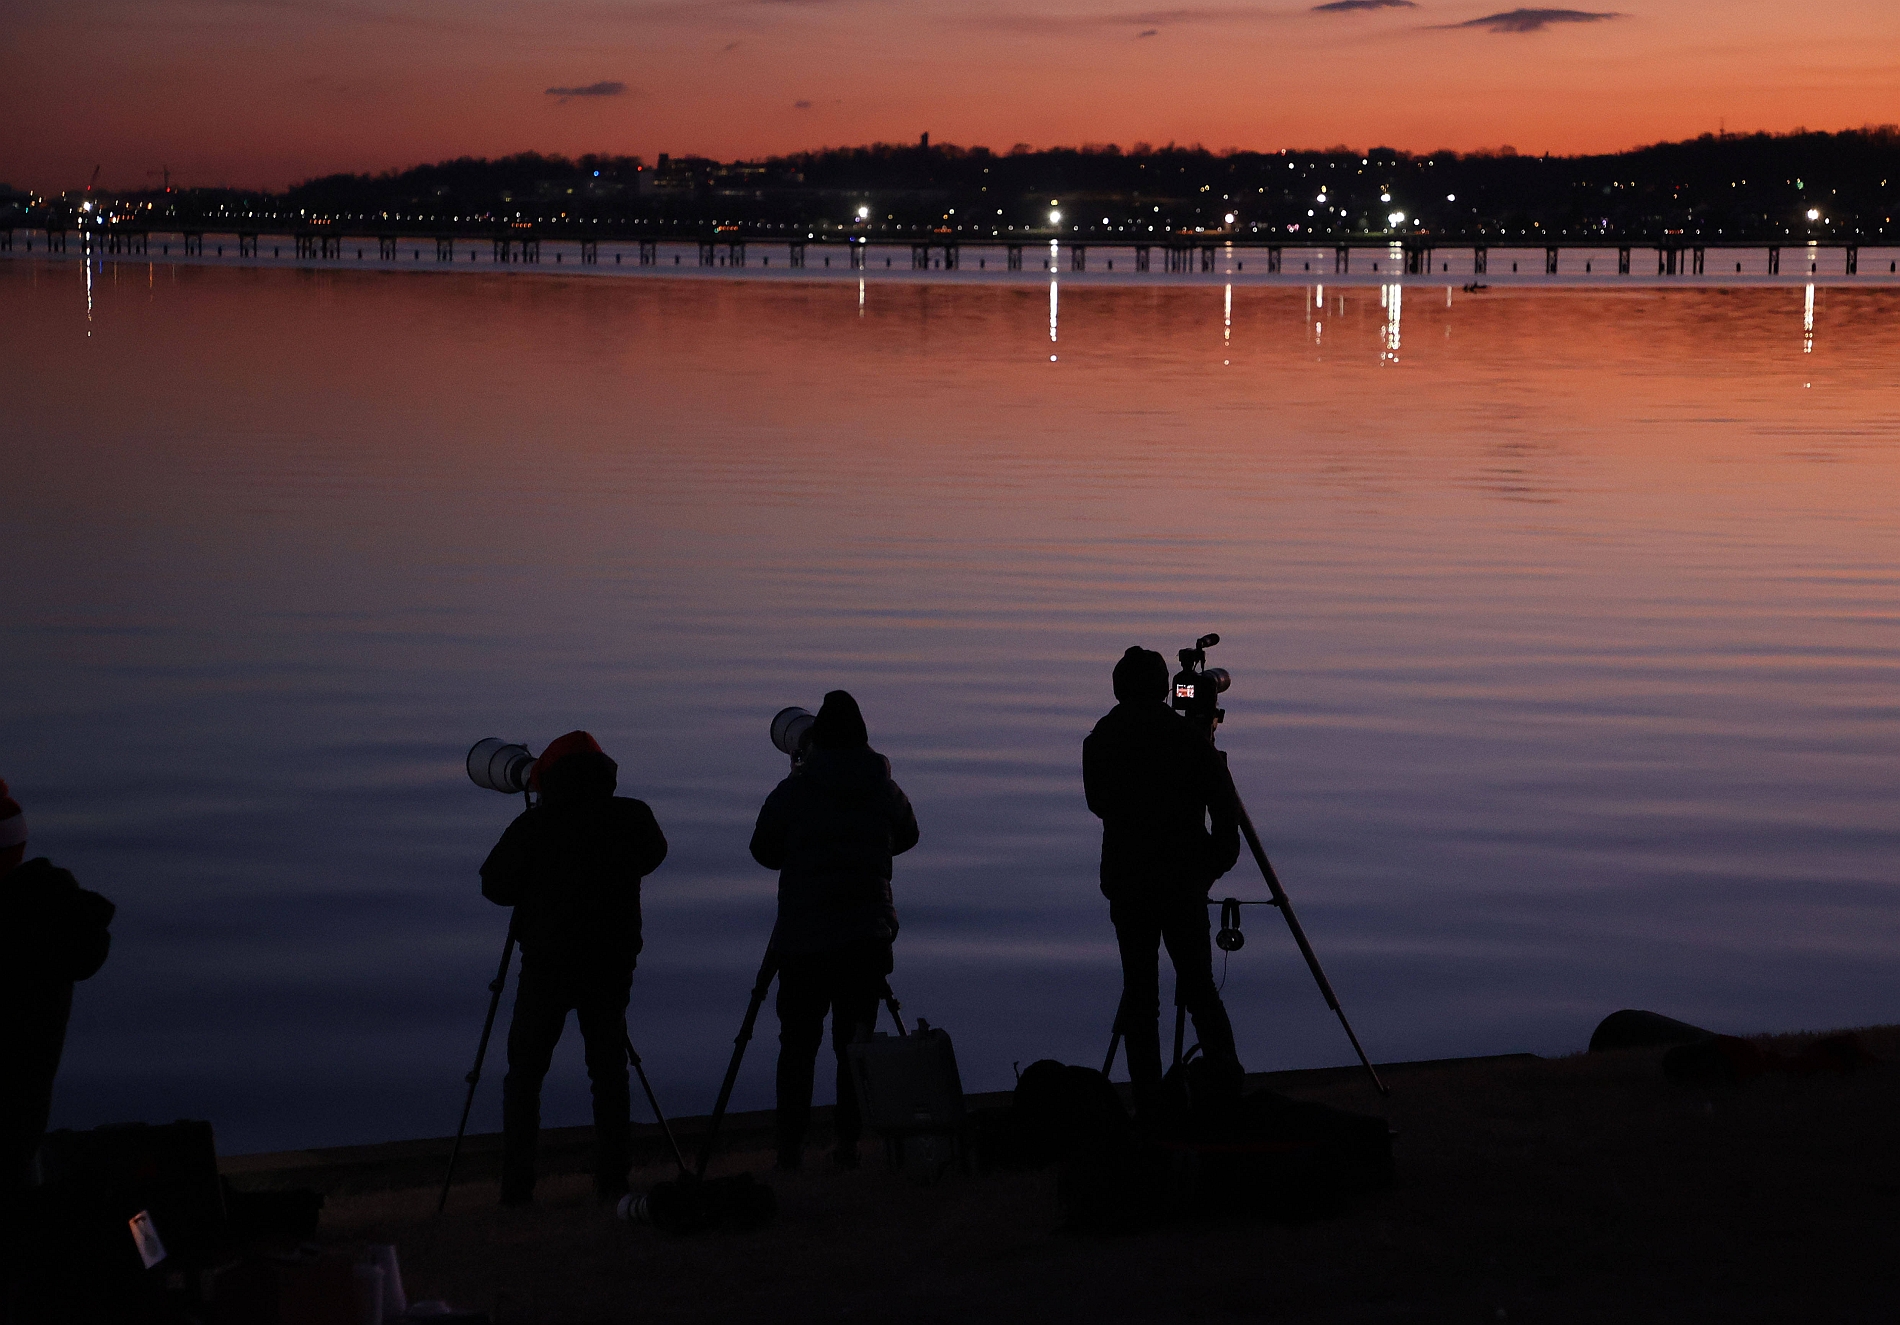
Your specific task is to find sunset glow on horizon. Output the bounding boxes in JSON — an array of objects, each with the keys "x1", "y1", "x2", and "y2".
[{"x1": 5, "y1": 0, "x2": 1899, "y2": 193}]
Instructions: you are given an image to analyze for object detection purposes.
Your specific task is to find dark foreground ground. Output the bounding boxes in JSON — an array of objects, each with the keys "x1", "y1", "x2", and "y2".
[{"x1": 237, "y1": 1026, "x2": 1900, "y2": 1324}]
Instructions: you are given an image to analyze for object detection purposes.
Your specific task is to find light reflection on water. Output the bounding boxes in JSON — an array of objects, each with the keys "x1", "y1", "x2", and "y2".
[{"x1": 2, "y1": 262, "x2": 1898, "y2": 1152}]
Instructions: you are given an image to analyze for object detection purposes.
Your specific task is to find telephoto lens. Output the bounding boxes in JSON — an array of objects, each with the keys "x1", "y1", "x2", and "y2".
[
  {"x1": 770, "y1": 707, "x2": 816, "y2": 758},
  {"x1": 466, "y1": 738, "x2": 536, "y2": 794}
]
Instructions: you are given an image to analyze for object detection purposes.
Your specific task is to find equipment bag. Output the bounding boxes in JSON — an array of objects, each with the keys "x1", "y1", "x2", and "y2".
[
  {"x1": 845, "y1": 1019, "x2": 965, "y2": 1179},
  {"x1": 845, "y1": 1019, "x2": 965, "y2": 1133}
]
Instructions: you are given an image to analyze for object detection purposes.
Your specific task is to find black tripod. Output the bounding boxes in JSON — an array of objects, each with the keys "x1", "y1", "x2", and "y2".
[
  {"x1": 437, "y1": 923, "x2": 688, "y2": 1212},
  {"x1": 692, "y1": 945, "x2": 908, "y2": 1178}
]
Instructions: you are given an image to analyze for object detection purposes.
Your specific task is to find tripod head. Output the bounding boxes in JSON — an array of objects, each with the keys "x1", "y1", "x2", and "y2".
[{"x1": 1172, "y1": 633, "x2": 1230, "y2": 739}]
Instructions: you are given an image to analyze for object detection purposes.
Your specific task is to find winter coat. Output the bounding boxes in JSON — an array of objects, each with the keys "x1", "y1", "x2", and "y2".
[
  {"x1": 1082, "y1": 700, "x2": 1241, "y2": 901},
  {"x1": 749, "y1": 747, "x2": 919, "y2": 956},
  {"x1": 2, "y1": 859, "x2": 114, "y2": 985},
  {"x1": 481, "y1": 752, "x2": 668, "y2": 975}
]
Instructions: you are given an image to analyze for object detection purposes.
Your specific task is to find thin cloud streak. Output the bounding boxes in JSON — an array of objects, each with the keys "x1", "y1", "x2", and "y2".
[
  {"x1": 545, "y1": 80, "x2": 628, "y2": 98},
  {"x1": 983, "y1": 6, "x2": 1287, "y2": 33},
  {"x1": 1312, "y1": 0, "x2": 1417, "y2": 11},
  {"x1": 1441, "y1": 7, "x2": 1621, "y2": 32}
]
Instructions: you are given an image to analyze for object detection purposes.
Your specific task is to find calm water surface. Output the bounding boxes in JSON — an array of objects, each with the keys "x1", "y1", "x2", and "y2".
[{"x1": 3, "y1": 261, "x2": 1897, "y2": 1152}]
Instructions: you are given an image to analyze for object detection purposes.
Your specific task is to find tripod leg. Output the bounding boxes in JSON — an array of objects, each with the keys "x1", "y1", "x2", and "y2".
[
  {"x1": 694, "y1": 951, "x2": 779, "y2": 1179},
  {"x1": 1102, "y1": 992, "x2": 1125, "y2": 1077},
  {"x1": 1223, "y1": 759, "x2": 1388, "y2": 1098},
  {"x1": 438, "y1": 929, "x2": 516, "y2": 1215},
  {"x1": 881, "y1": 980, "x2": 908, "y2": 1036},
  {"x1": 624, "y1": 1031, "x2": 688, "y2": 1175}
]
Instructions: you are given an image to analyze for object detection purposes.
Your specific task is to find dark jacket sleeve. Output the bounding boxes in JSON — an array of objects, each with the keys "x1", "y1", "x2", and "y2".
[
  {"x1": 749, "y1": 779, "x2": 795, "y2": 871},
  {"x1": 885, "y1": 778, "x2": 920, "y2": 857},
  {"x1": 1202, "y1": 747, "x2": 1241, "y2": 882},
  {"x1": 63, "y1": 887, "x2": 116, "y2": 981},
  {"x1": 625, "y1": 799, "x2": 668, "y2": 878},
  {"x1": 1082, "y1": 729, "x2": 1111, "y2": 821},
  {"x1": 480, "y1": 812, "x2": 534, "y2": 906}
]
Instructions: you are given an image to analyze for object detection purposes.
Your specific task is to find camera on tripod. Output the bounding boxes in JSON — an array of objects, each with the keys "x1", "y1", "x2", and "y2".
[{"x1": 1172, "y1": 633, "x2": 1231, "y2": 732}]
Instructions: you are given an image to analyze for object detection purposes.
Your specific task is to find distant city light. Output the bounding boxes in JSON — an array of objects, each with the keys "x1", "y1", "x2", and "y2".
[
  {"x1": 1316, "y1": 192, "x2": 1327, "y2": 203},
  {"x1": 1447, "y1": 193, "x2": 1456, "y2": 201},
  {"x1": 1049, "y1": 210, "x2": 1061, "y2": 224},
  {"x1": 1806, "y1": 208, "x2": 1821, "y2": 220},
  {"x1": 1388, "y1": 211, "x2": 1406, "y2": 226},
  {"x1": 1380, "y1": 192, "x2": 1391, "y2": 203},
  {"x1": 1223, "y1": 212, "x2": 1235, "y2": 224},
  {"x1": 857, "y1": 206, "x2": 869, "y2": 219}
]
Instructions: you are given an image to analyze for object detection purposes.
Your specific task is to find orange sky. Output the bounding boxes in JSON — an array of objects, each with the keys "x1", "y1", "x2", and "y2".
[{"x1": 4, "y1": 0, "x2": 1899, "y2": 192}]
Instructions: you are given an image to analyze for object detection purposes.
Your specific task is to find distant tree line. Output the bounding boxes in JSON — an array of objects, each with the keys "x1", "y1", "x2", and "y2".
[{"x1": 34, "y1": 128, "x2": 1900, "y2": 240}]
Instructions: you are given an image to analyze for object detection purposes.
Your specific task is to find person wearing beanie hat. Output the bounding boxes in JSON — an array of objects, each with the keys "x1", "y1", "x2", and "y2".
[
  {"x1": 0, "y1": 780, "x2": 115, "y2": 1203},
  {"x1": 1083, "y1": 648, "x2": 1244, "y2": 1117},
  {"x1": 749, "y1": 690, "x2": 918, "y2": 1171},
  {"x1": 479, "y1": 733, "x2": 669, "y2": 1205}
]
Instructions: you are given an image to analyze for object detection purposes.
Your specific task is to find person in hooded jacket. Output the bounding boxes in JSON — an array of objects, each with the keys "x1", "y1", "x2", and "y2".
[
  {"x1": 1083, "y1": 647, "x2": 1244, "y2": 1116},
  {"x1": 480, "y1": 731, "x2": 667, "y2": 1205},
  {"x1": 0, "y1": 781, "x2": 115, "y2": 1202},
  {"x1": 750, "y1": 691, "x2": 918, "y2": 1171}
]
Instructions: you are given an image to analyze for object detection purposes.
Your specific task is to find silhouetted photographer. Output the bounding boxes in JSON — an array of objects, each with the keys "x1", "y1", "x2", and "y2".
[
  {"x1": 0, "y1": 781, "x2": 115, "y2": 1203},
  {"x1": 750, "y1": 691, "x2": 918, "y2": 1171},
  {"x1": 480, "y1": 731, "x2": 667, "y2": 1205},
  {"x1": 1084, "y1": 648, "x2": 1243, "y2": 1115}
]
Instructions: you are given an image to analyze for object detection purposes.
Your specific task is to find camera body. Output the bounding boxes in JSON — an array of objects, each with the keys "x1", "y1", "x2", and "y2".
[{"x1": 1172, "y1": 633, "x2": 1231, "y2": 734}]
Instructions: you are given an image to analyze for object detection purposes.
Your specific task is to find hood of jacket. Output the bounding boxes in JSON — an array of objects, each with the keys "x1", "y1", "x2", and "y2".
[{"x1": 538, "y1": 750, "x2": 619, "y2": 807}]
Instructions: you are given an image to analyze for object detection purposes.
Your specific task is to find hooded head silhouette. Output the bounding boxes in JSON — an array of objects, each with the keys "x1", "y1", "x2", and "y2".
[
  {"x1": 809, "y1": 690, "x2": 870, "y2": 750},
  {"x1": 1111, "y1": 646, "x2": 1168, "y2": 704}
]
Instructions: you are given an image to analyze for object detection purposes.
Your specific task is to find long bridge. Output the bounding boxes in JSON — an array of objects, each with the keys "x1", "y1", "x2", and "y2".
[{"x1": 3, "y1": 223, "x2": 1891, "y2": 278}]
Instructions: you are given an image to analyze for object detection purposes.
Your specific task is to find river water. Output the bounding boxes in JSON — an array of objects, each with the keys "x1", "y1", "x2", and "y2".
[{"x1": 3, "y1": 259, "x2": 1897, "y2": 1153}]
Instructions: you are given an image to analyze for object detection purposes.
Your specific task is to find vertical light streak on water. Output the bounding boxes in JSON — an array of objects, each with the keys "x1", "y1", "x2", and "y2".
[
  {"x1": 1804, "y1": 283, "x2": 1816, "y2": 354},
  {"x1": 1382, "y1": 282, "x2": 1402, "y2": 362}
]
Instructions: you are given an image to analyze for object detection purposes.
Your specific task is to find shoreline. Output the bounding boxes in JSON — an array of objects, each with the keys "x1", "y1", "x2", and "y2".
[
  {"x1": 295, "y1": 1023, "x2": 1897, "y2": 1324},
  {"x1": 8, "y1": 244, "x2": 1900, "y2": 291}
]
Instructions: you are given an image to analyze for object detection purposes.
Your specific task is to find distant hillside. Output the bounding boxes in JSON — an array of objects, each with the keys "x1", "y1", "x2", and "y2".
[{"x1": 41, "y1": 128, "x2": 1900, "y2": 240}]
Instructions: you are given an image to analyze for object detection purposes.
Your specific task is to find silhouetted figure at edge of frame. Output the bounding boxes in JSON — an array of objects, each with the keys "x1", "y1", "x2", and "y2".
[
  {"x1": 1084, "y1": 647, "x2": 1244, "y2": 1116},
  {"x1": 480, "y1": 732, "x2": 667, "y2": 1205},
  {"x1": 750, "y1": 690, "x2": 919, "y2": 1172},
  {"x1": 0, "y1": 780, "x2": 115, "y2": 1208}
]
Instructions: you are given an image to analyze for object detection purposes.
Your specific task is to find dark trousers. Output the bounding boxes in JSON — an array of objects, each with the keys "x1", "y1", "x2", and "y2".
[
  {"x1": 1110, "y1": 892, "x2": 1241, "y2": 1112},
  {"x1": 774, "y1": 940, "x2": 891, "y2": 1161},
  {"x1": 0, "y1": 981, "x2": 72, "y2": 1198},
  {"x1": 501, "y1": 966, "x2": 632, "y2": 1202}
]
